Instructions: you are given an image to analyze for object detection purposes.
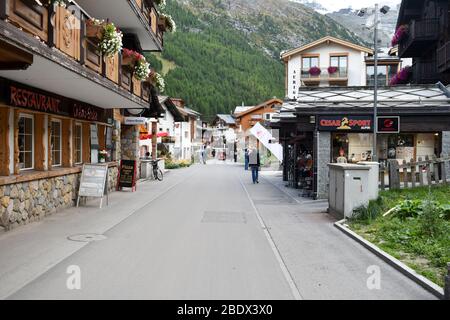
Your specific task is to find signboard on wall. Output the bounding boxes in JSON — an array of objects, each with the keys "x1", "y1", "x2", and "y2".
[
  {"x1": 318, "y1": 116, "x2": 373, "y2": 132},
  {"x1": 77, "y1": 164, "x2": 109, "y2": 208},
  {"x1": 377, "y1": 116, "x2": 400, "y2": 133},
  {"x1": 0, "y1": 78, "x2": 108, "y2": 123},
  {"x1": 250, "y1": 122, "x2": 283, "y2": 162}
]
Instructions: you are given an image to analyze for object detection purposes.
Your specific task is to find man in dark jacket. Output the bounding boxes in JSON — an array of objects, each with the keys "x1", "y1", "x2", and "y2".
[{"x1": 248, "y1": 148, "x2": 260, "y2": 184}]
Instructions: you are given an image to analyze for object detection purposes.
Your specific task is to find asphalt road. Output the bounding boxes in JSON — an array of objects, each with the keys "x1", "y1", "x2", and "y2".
[{"x1": 6, "y1": 164, "x2": 435, "y2": 299}]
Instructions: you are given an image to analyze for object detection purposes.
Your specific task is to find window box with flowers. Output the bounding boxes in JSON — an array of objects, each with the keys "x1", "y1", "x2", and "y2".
[
  {"x1": 389, "y1": 66, "x2": 412, "y2": 86},
  {"x1": 309, "y1": 66, "x2": 321, "y2": 77},
  {"x1": 147, "y1": 71, "x2": 165, "y2": 92},
  {"x1": 158, "y1": 13, "x2": 176, "y2": 33},
  {"x1": 391, "y1": 25, "x2": 409, "y2": 47},
  {"x1": 86, "y1": 19, "x2": 123, "y2": 58}
]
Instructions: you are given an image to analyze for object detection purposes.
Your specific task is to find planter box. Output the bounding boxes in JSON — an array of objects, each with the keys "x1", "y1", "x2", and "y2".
[{"x1": 86, "y1": 23, "x2": 103, "y2": 40}]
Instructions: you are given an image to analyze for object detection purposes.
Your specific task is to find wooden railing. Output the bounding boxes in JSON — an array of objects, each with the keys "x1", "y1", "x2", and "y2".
[
  {"x1": 437, "y1": 41, "x2": 450, "y2": 73},
  {"x1": 379, "y1": 155, "x2": 450, "y2": 190},
  {"x1": 1, "y1": 0, "x2": 148, "y2": 102},
  {"x1": 399, "y1": 19, "x2": 439, "y2": 57}
]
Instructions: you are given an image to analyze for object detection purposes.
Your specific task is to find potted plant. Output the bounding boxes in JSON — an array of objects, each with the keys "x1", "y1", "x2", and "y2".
[
  {"x1": 327, "y1": 66, "x2": 338, "y2": 75},
  {"x1": 391, "y1": 24, "x2": 409, "y2": 47},
  {"x1": 99, "y1": 150, "x2": 108, "y2": 163},
  {"x1": 158, "y1": 13, "x2": 176, "y2": 33},
  {"x1": 99, "y1": 22, "x2": 123, "y2": 57},
  {"x1": 134, "y1": 55, "x2": 151, "y2": 81},
  {"x1": 148, "y1": 71, "x2": 165, "y2": 92},
  {"x1": 309, "y1": 66, "x2": 321, "y2": 77},
  {"x1": 122, "y1": 48, "x2": 139, "y2": 67}
]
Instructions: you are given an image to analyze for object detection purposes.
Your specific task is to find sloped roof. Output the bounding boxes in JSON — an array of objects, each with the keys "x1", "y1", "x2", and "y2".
[
  {"x1": 281, "y1": 36, "x2": 373, "y2": 61},
  {"x1": 234, "y1": 106, "x2": 253, "y2": 114},
  {"x1": 279, "y1": 85, "x2": 450, "y2": 114},
  {"x1": 215, "y1": 114, "x2": 236, "y2": 125},
  {"x1": 234, "y1": 98, "x2": 283, "y2": 118},
  {"x1": 159, "y1": 96, "x2": 185, "y2": 122}
]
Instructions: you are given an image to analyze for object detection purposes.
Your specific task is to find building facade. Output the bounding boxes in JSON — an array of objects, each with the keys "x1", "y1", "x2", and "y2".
[
  {"x1": 396, "y1": 0, "x2": 450, "y2": 85},
  {"x1": 0, "y1": 0, "x2": 169, "y2": 230}
]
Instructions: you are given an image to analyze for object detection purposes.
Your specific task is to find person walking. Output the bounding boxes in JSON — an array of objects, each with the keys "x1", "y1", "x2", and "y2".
[
  {"x1": 244, "y1": 148, "x2": 249, "y2": 171},
  {"x1": 248, "y1": 148, "x2": 260, "y2": 184}
]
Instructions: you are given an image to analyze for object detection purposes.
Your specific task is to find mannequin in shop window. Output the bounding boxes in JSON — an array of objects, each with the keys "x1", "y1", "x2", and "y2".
[{"x1": 336, "y1": 148, "x2": 348, "y2": 164}]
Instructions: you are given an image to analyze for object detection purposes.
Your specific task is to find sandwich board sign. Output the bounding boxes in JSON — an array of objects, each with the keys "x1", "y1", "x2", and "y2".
[{"x1": 77, "y1": 163, "x2": 109, "y2": 208}]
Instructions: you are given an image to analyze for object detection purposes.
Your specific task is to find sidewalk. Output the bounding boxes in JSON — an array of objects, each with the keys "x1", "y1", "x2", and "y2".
[{"x1": 0, "y1": 167, "x2": 196, "y2": 299}]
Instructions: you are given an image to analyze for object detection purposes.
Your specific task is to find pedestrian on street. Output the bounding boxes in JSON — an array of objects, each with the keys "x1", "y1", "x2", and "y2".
[
  {"x1": 244, "y1": 149, "x2": 249, "y2": 171},
  {"x1": 248, "y1": 148, "x2": 260, "y2": 184}
]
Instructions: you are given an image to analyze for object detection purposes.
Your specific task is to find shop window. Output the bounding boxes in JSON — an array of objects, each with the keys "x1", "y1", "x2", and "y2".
[
  {"x1": 74, "y1": 123, "x2": 82, "y2": 164},
  {"x1": 18, "y1": 114, "x2": 34, "y2": 170},
  {"x1": 51, "y1": 120, "x2": 62, "y2": 167}
]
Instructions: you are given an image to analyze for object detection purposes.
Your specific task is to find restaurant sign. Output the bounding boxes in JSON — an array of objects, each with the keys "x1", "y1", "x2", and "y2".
[
  {"x1": 318, "y1": 116, "x2": 373, "y2": 132},
  {"x1": 0, "y1": 78, "x2": 107, "y2": 123},
  {"x1": 377, "y1": 116, "x2": 400, "y2": 133}
]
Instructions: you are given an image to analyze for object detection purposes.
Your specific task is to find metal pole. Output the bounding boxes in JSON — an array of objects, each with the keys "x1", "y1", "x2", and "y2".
[{"x1": 373, "y1": 3, "x2": 379, "y2": 162}]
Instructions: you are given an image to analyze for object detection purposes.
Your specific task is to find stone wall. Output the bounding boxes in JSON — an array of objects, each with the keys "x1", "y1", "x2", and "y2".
[
  {"x1": 316, "y1": 131, "x2": 331, "y2": 200},
  {"x1": 120, "y1": 125, "x2": 141, "y2": 176},
  {"x1": 0, "y1": 166, "x2": 118, "y2": 230}
]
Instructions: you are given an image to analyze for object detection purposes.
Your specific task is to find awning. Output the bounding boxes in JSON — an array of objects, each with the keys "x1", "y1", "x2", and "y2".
[{"x1": 140, "y1": 132, "x2": 169, "y2": 140}]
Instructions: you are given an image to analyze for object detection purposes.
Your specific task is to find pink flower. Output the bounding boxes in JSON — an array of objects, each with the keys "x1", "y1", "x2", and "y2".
[{"x1": 309, "y1": 67, "x2": 321, "y2": 76}]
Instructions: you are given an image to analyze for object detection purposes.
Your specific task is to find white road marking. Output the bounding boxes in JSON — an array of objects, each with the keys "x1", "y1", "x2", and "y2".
[{"x1": 238, "y1": 175, "x2": 304, "y2": 301}]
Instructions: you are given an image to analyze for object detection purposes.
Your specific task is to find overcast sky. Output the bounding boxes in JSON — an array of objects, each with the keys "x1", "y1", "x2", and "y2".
[{"x1": 310, "y1": 0, "x2": 402, "y2": 12}]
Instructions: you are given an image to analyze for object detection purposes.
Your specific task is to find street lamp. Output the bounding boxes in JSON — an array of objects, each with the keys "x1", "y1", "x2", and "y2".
[{"x1": 358, "y1": 4, "x2": 390, "y2": 162}]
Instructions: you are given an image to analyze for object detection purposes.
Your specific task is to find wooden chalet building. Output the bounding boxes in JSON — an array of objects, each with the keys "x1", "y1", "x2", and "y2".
[{"x1": 0, "y1": 0, "x2": 170, "y2": 229}]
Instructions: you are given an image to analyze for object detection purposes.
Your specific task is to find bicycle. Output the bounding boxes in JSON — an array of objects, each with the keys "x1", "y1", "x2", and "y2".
[{"x1": 151, "y1": 159, "x2": 164, "y2": 181}]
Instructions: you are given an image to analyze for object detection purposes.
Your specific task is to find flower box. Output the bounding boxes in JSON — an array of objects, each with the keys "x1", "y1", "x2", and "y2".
[
  {"x1": 309, "y1": 67, "x2": 321, "y2": 77},
  {"x1": 86, "y1": 23, "x2": 103, "y2": 40},
  {"x1": 158, "y1": 17, "x2": 167, "y2": 32}
]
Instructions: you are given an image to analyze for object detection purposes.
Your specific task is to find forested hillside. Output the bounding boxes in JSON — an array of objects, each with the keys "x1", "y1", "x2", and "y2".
[{"x1": 150, "y1": 0, "x2": 365, "y2": 119}]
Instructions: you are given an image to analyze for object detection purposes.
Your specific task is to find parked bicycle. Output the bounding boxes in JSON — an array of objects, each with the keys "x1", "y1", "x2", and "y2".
[{"x1": 151, "y1": 158, "x2": 164, "y2": 181}]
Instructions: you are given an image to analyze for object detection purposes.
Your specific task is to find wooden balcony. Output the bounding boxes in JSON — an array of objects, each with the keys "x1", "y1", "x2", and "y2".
[
  {"x1": 301, "y1": 68, "x2": 348, "y2": 84},
  {"x1": 437, "y1": 41, "x2": 450, "y2": 73},
  {"x1": 0, "y1": 0, "x2": 147, "y2": 104},
  {"x1": 398, "y1": 19, "x2": 439, "y2": 58},
  {"x1": 411, "y1": 60, "x2": 440, "y2": 84}
]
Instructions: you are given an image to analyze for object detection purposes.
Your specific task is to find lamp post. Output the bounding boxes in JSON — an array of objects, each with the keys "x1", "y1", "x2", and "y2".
[{"x1": 358, "y1": 4, "x2": 390, "y2": 162}]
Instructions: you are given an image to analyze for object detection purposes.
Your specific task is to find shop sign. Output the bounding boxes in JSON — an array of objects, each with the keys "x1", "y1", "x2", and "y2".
[
  {"x1": 77, "y1": 164, "x2": 109, "y2": 208},
  {"x1": 1, "y1": 78, "x2": 107, "y2": 123},
  {"x1": 318, "y1": 116, "x2": 373, "y2": 132},
  {"x1": 377, "y1": 116, "x2": 400, "y2": 133},
  {"x1": 124, "y1": 117, "x2": 147, "y2": 125}
]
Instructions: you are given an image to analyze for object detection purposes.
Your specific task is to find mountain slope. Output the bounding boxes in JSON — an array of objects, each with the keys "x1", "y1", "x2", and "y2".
[{"x1": 154, "y1": 0, "x2": 366, "y2": 119}]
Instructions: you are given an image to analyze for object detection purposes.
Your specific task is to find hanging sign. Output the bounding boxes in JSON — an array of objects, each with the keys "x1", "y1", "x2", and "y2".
[
  {"x1": 318, "y1": 116, "x2": 373, "y2": 132},
  {"x1": 377, "y1": 116, "x2": 400, "y2": 133},
  {"x1": 124, "y1": 117, "x2": 147, "y2": 125}
]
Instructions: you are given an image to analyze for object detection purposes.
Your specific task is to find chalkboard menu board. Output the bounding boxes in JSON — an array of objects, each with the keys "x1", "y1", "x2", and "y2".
[
  {"x1": 119, "y1": 160, "x2": 137, "y2": 190},
  {"x1": 77, "y1": 164, "x2": 109, "y2": 208}
]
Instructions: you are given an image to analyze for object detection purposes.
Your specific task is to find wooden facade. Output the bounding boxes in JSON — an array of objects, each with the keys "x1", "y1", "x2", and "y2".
[{"x1": 397, "y1": 0, "x2": 450, "y2": 84}]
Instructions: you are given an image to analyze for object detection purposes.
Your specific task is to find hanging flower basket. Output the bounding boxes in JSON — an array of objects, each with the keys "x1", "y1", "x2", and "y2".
[
  {"x1": 391, "y1": 24, "x2": 409, "y2": 47},
  {"x1": 389, "y1": 66, "x2": 412, "y2": 86},
  {"x1": 134, "y1": 56, "x2": 151, "y2": 81},
  {"x1": 158, "y1": 13, "x2": 176, "y2": 33},
  {"x1": 327, "y1": 66, "x2": 338, "y2": 75},
  {"x1": 122, "y1": 48, "x2": 140, "y2": 67},
  {"x1": 147, "y1": 71, "x2": 165, "y2": 92},
  {"x1": 309, "y1": 66, "x2": 321, "y2": 77},
  {"x1": 99, "y1": 22, "x2": 123, "y2": 57}
]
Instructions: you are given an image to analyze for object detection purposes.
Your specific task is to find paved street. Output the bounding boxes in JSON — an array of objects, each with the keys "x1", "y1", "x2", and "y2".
[{"x1": 0, "y1": 164, "x2": 436, "y2": 300}]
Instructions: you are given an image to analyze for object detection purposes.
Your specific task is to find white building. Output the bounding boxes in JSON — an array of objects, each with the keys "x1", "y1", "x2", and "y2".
[{"x1": 281, "y1": 36, "x2": 412, "y2": 100}]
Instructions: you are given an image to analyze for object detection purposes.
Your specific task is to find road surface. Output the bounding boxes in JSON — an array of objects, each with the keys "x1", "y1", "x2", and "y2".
[{"x1": 1, "y1": 164, "x2": 436, "y2": 299}]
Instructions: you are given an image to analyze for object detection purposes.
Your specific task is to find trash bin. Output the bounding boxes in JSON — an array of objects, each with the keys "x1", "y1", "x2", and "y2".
[{"x1": 328, "y1": 163, "x2": 371, "y2": 219}]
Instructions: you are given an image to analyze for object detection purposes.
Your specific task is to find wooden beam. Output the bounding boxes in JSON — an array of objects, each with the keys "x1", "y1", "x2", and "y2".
[
  {"x1": 0, "y1": 108, "x2": 10, "y2": 176},
  {"x1": 34, "y1": 113, "x2": 46, "y2": 171}
]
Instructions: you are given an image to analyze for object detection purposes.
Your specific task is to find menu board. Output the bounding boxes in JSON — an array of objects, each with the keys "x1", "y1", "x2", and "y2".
[
  {"x1": 78, "y1": 164, "x2": 108, "y2": 198},
  {"x1": 119, "y1": 160, "x2": 137, "y2": 190}
]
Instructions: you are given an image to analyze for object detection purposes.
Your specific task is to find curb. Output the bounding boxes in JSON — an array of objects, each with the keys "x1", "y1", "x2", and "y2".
[{"x1": 334, "y1": 219, "x2": 445, "y2": 300}]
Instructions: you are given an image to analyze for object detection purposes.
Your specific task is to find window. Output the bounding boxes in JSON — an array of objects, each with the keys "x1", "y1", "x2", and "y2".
[
  {"x1": 51, "y1": 120, "x2": 62, "y2": 167},
  {"x1": 74, "y1": 123, "x2": 82, "y2": 164},
  {"x1": 366, "y1": 64, "x2": 398, "y2": 86},
  {"x1": 264, "y1": 113, "x2": 272, "y2": 121},
  {"x1": 301, "y1": 56, "x2": 319, "y2": 77},
  {"x1": 18, "y1": 114, "x2": 34, "y2": 170},
  {"x1": 330, "y1": 56, "x2": 348, "y2": 77}
]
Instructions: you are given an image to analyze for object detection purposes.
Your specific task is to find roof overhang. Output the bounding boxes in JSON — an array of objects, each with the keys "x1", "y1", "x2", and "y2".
[
  {"x1": 75, "y1": 0, "x2": 162, "y2": 51},
  {"x1": 281, "y1": 36, "x2": 373, "y2": 61},
  {"x1": 0, "y1": 21, "x2": 148, "y2": 109}
]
